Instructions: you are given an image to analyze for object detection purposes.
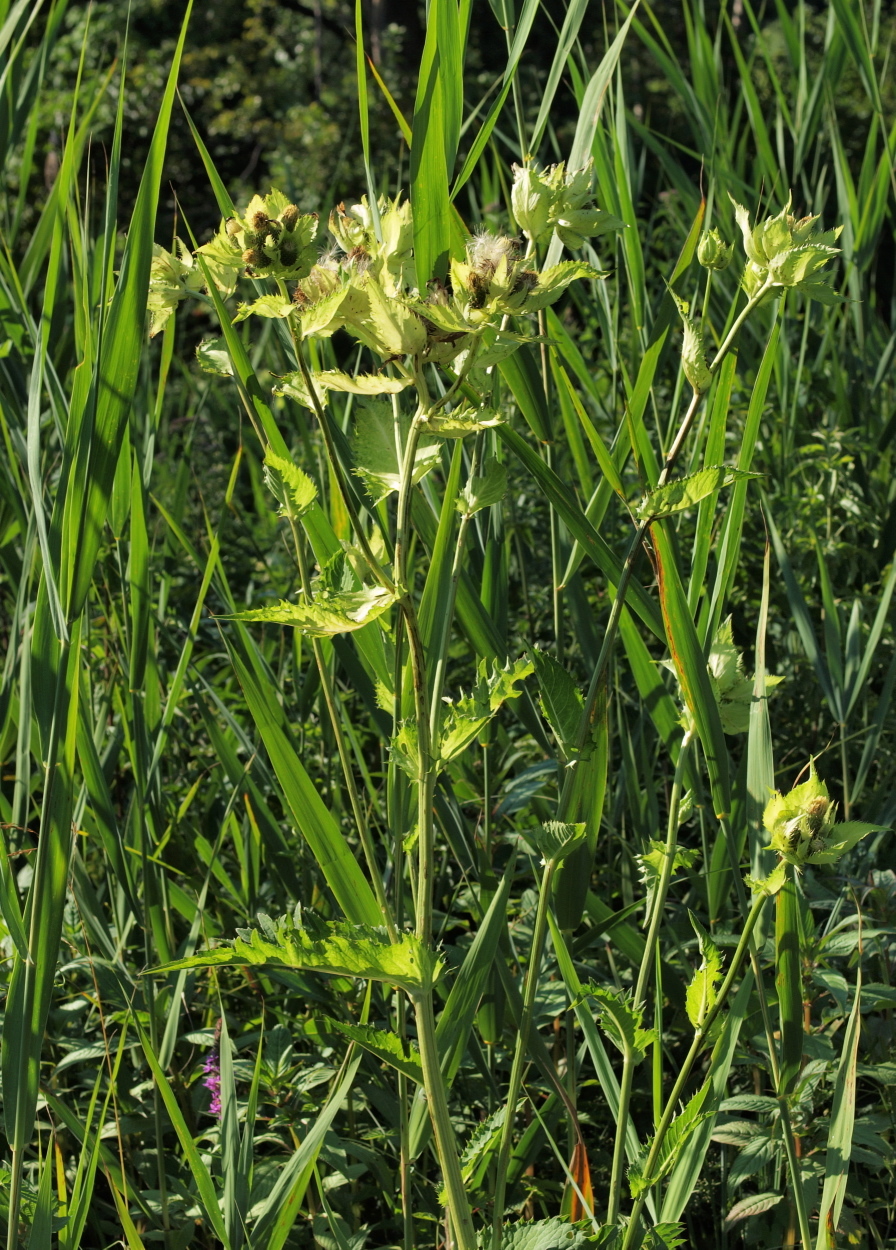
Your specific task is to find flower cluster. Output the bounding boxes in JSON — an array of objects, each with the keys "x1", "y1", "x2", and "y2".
[
  {"x1": 202, "y1": 1046, "x2": 222, "y2": 1117},
  {"x1": 731, "y1": 194, "x2": 843, "y2": 303},
  {"x1": 147, "y1": 241, "x2": 204, "y2": 337},
  {"x1": 763, "y1": 762, "x2": 886, "y2": 866},
  {"x1": 147, "y1": 180, "x2": 615, "y2": 385},
  {"x1": 510, "y1": 160, "x2": 623, "y2": 249},
  {"x1": 663, "y1": 617, "x2": 782, "y2": 734}
]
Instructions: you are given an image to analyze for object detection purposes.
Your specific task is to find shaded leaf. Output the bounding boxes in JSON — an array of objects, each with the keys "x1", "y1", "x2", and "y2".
[
  {"x1": 457, "y1": 457, "x2": 508, "y2": 515},
  {"x1": 326, "y1": 1021, "x2": 422, "y2": 1084},
  {"x1": 636, "y1": 467, "x2": 760, "y2": 521}
]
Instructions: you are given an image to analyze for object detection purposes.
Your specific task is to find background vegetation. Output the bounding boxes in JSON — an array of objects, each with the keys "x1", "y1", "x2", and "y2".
[{"x1": 0, "y1": 0, "x2": 895, "y2": 1247}]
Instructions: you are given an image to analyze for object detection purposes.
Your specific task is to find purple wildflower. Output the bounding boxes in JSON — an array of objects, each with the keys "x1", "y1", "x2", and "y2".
[{"x1": 203, "y1": 1050, "x2": 222, "y2": 1116}]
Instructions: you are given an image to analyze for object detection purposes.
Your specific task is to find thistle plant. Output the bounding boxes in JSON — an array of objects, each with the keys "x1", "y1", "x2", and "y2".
[{"x1": 142, "y1": 161, "x2": 876, "y2": 1250}]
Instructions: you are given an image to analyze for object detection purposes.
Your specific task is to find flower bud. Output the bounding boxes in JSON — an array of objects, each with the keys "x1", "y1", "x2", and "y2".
[
  {"x1": 511, "y1": 164, "x2": 553, "y2": 243},
  {"x1": 280, "y1": 203, "x2": 300, "y2": 231},
  {"x1": 697, "y1": 229, "x2": 733, "y2": 270}
]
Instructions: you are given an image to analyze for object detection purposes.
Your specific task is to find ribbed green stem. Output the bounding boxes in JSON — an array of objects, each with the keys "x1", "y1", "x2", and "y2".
[
  {"x1": 413, "y1": 993, "x2": 477, "y2": 1250},
  {"x1": 607, "y1": 1048, "x2": 636, "y2": 1227},
  {"x1": 607, "y1": 731, "x2": 694, "y2": 1225},
  {"x1": 778, "y1": 1096, "x2": 813, "y2": 1249},
  {"x1": 620, "y1": 886, "x2": 770, "y2": 1250},
  {"x1": 288, "y1": 515, "x2": 397, "y2": 939},
  {"x1": 492, "y1": 858, "x2": 558, "y2": 1249}
]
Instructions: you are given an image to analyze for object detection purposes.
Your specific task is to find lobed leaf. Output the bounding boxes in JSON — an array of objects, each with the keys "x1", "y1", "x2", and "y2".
[
  {"x1": 154, "y1": 912, "x2": 443, "y2": 995},
  {"x1": 224, "y1": 587, "x2": 396, "y2": 637}
]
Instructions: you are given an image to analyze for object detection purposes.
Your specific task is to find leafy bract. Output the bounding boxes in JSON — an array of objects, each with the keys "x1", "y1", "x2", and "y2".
[
  {"x1": 524, "y1": 260, "x2": 603, "y2": 311},
  {"x1": 511, "y1": 160, "x2": 625, "y2": 250},
  {"x1": 147, "y1": 240, "x2": 203, "y2": 335},
  {"x1": 350, "y1": 276, "x2": 428, "y2": 357},
  {"x1": 154, "y1": 911, "x2": 442, "y2": 994},
  {"x1": 223, "y1": 586, "x2": 396, "y2": 637}
]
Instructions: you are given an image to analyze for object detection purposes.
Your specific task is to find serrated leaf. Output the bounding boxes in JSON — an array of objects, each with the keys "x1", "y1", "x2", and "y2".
[
  {"x1": 391, "y1": 721, "x2": 420, "y2": 779},
  {"x1": 637, "y1": 841, "x2": 699, "y2": 916},
  {"x1": 326, "y1": 1020, "x2": 423, "y2": 1083},
  {"x1": 312, "y1": 369, "x2": 412, "y2": 396},
  {"x1": 710, "y1": 1120, "x2": 762, "y2": 1146},
  {"x1": 223, "y1": 586, "x2": 396, "y2": 637},
  {"x1": 724, "y1": 1192, "x2": 784, "y2": 1225},
  {"x1": 439, "y1": 1107, "x2": 506, "y2": 1202},
  {"x1": 154, "y1": 913, "x2": 443, "y2": 994},
  {"x1": 685, "y1": 913, "x2": 723, "y2": 1029},
  {"x1": 628, "y1": 1082, "x2": 710, "y2": 1196},
  {"x1": 523, "y1": 820, "x2": 588, "y2": 866},
  {"x1": 351, "y1": 402, "x2": 441, "y2": 503},
  {"x1": 636, "y1": 467, "x2": 760, "y2": 521},
  {"x1": 529, "y1": 649, "x2": 584, "y2": 755},
  {"x1": 423, "y1": 403, "x2": 503, "y2": 438},
  {"x1": 578, "y1": 985, "x2": 653, "y2": 1061},
  {"x1": 745, "y1": 860, "x2": 788, "y2": 896},
  {"x1": 457, "y1": 457, "x2": 508, "y2": 515},
  {"x1": 719, "y1": 1095, "x2": 779, "y2": 1114},
  {"x1": 478, "y1": 1217, "x2": 600, "y2": 1250},
  {"x1": 439, "y1": 658, "x2": 534, "y2": 762},
  {"x1": 196, "y1": 336, "x2": 233, "y2": 376},
  {"x1": 232, "y1": 293, "x2": 295, "y2": 323},
  {"x1": 263, "y1": 451, "x2": 317, "y2": 517},
  {"x1": 642, "y1": 1225, "x2": 688, "y2": 1250}
]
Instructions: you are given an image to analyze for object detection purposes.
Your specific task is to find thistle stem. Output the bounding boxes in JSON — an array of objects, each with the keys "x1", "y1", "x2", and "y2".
[
  {"x1": 607, "y1": 731, "x2": 695, "y2": 1225},
  {"x1": 288, "y1": 515, "x2": 397, "y2": 939}
]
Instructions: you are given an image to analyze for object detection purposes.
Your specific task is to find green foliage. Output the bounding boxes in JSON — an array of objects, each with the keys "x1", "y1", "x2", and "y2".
[{"x1": 2, "y1": 2, "x2": 895, "y2": 1249}]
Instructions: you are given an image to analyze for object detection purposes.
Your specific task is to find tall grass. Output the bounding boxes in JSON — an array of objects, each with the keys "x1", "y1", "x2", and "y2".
[{"x1": 0, "y1": 2, "x2": 894, "y2": 1249}]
